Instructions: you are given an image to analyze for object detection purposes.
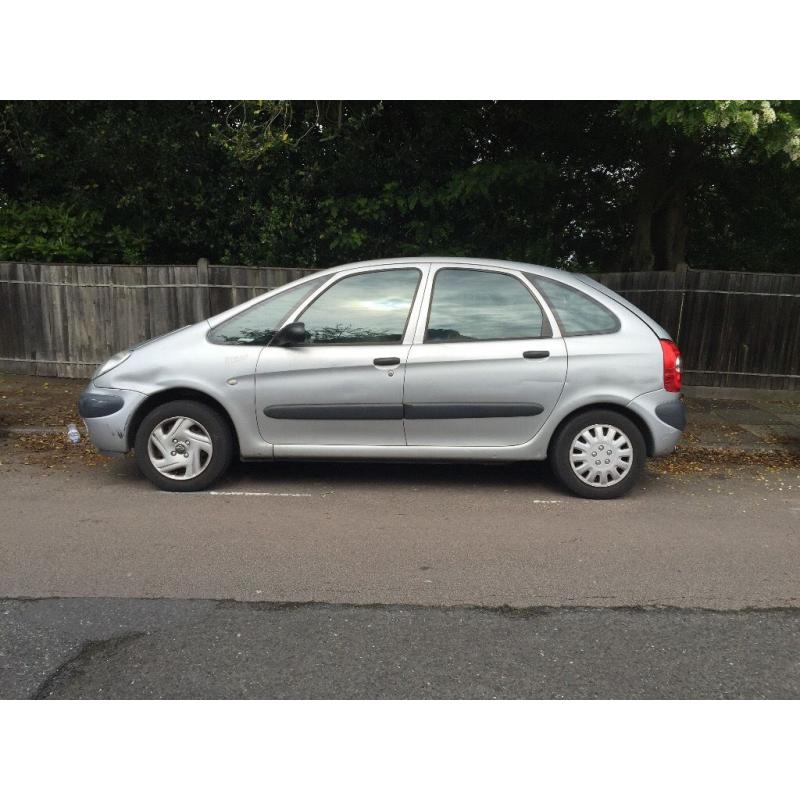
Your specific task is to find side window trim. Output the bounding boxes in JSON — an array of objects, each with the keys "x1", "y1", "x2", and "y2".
[
  {"x1": 518, "y1": 274, "x2": 562, "y2": 338},
  {"x1": 532, "y1": 275, "x2": 621, "y2": 337},
  {"x1": 421, "y1": 266, "x2": 553, "y2": 344},
  {"x1": 286, "y1": 266, "x2": 425, "y2": 347}
]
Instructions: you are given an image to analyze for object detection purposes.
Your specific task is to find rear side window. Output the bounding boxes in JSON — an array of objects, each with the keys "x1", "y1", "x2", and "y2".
[
  {"x1": 533, "y1": 276, "x2": 619, "y2": 336},
  {"x1": 426, "y1": 269, "x2": 549, "y2": 342},
  {"x1": 209, "y1": 276, "x2": 327, "y2": 345}
]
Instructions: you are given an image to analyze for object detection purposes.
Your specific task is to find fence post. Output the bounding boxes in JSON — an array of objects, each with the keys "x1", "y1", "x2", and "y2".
[
  {"x1": 674, "y1": 262, "x2": 689, "y2": 342},
  {"x1": 197, "y1": 257, "x2": 211, "y2": 319}
]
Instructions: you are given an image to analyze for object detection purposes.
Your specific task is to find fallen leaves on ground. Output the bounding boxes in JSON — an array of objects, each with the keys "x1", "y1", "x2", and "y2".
[
  {"x1": 7, "y1": 432, "x2": 112, "y2": 469},
  {"x1": 650, "y1": 445, "x2": 800, "y2": 477},
  {"x1": 0, "y1": 375, "x2": 84, "y2": 428}
]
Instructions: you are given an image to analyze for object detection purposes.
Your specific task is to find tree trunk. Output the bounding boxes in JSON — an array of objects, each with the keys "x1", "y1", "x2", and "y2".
[
  {"x1": 629, "y1": 180, "x2": 657, "y2": 272},
  {"x1": 625, "y1": 137, "x2": 699, "y2": 272},
  {"x1": 652, "y1": 181, "x2": 688, "y2": 271}
]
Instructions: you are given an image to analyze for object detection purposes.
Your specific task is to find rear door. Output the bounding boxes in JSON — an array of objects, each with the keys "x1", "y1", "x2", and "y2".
[
  {"x1": 256, "y1": 265, "x2": 428, "y2": 446},
  {"x1": 403, "y1": 265, "x2": 567, "y2": 447}
]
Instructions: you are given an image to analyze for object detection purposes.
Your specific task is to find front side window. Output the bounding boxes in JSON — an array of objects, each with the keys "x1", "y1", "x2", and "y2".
[
  {"x1": 425, "y1": 269, "x2": 548, "y2": 342},
  {"x1": 533, "y1": 276, "x2": 619, "y2": 336},
  {"x1": 298, "y1": 268, "x2": 421, "y2": 344},
  {"x1": 208, "y1": 276, "x2": 327, "y2": 345}
]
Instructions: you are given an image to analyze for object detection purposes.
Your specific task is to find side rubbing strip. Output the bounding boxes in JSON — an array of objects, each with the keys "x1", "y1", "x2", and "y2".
[
  {"x1": 403, "y1": 403, "x2": 544, "y2": 419},
  {"x1": 265, "y1": 404, "x2": 404, "y2": 420},
  {"x1": 264, "y1": 403, "x2": 545, "y2": 420}
]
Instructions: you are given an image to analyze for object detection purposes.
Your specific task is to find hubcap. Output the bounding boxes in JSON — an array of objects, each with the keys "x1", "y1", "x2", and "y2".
[
  {"x1": 569, "y1": 424, "x2": 633, "y2": 487},
  {"x1": 147, "y1": 416, "x2": 213, "y2": 481}
]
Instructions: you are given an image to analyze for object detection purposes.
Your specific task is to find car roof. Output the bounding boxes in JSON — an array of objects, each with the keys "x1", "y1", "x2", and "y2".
[{"x1": 323, "y1": 256, "x2": 581, "y2": 283}]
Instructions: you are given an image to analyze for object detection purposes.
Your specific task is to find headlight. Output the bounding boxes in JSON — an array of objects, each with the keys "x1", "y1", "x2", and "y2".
[{"x1": 93, "y1": 350, "x2": 132, "y2": 379}]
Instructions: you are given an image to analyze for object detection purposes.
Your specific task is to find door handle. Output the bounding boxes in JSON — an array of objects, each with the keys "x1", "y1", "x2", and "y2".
[
  {"x1": 373, "y1": 357, "x2": 401, "y2": 367},
  {"x1": 523, "y1": 350, "x2": 550, "y2": 359}
]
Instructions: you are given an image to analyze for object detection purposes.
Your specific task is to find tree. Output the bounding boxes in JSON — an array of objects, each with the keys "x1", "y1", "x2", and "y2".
[
  {"x1": 215, "y1": 100, "x2": 800, "y2": 273},
  {"x1": 618, "y1": 101, "x2": 800, "y2": 271},
  {"x1": 2, "y1": 100, "x2": 799, "y2": 273},
  {"x1": 0, "y1": 101, "x2": 241, "y2": 262}
]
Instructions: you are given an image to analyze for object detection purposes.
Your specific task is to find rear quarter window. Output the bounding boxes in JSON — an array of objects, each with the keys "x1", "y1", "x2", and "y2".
[{"x1": 533, "y1": 276, "x2": 620, "y2": 336}]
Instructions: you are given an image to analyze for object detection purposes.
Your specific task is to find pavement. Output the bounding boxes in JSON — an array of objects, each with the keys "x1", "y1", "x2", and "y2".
[
  {"x1": 681, "y1": 388, "x2": 800, "y2": 453},
  {"x1": 1, "y1": 373, "x2": 799, "y2": 698}
]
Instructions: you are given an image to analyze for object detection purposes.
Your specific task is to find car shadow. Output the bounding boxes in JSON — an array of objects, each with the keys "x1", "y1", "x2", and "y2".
[
  {"x1": 97, "y1": 450, "x2": 566, "y2": 494},
  {"x1": 225, "y1": 458, "x2": 561, "y2": 492}
]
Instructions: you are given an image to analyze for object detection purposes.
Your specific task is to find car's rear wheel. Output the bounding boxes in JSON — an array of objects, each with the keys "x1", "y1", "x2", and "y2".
[
  {"x1": 550, "y1": 410, "x2": 646, "y2": 499},
  {"x1": 134, "y1": 400, "x2": 233, "y2": 492}
]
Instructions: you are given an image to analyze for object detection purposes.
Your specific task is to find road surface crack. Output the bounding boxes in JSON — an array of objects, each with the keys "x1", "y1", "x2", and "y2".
[{"x1": 31, "y1": 631, "x2": 146, "y2": 699}]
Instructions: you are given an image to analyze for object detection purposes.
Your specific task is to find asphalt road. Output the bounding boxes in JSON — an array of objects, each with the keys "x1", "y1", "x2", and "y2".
[
  {"x1": 1, "y1": 456, "x2": 798, "y2": 608},
  {"x1": 3, "y1": 599, "x2": 799, "y2": 699},
  {"x1": 1, "y1": 451, "x2": 799, "y2": 697}
]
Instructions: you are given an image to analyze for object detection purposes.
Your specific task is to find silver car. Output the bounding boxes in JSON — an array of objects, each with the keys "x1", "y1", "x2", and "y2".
[{"x1": 79, "y1": 258, "x2": 685, "y2": 499}]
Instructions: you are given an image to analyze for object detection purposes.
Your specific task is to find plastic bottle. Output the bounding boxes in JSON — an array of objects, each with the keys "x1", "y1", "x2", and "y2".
[{"x1": 67, "y1": 423, "x2": 81, "y2": 444}]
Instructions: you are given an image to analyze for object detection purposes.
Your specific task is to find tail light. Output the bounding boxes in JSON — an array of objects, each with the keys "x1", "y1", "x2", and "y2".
[{"x1": 660, "y1": 339, "x2": 682, "y2": 392}]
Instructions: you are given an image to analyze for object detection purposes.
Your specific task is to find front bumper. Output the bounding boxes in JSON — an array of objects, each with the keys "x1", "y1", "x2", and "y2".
[
  {"x1": 78, "y1": 384, "x2": 147, "y2": 455},
  {"x1": 627, "y1": 389, "x2": 686, "y2": 457}
]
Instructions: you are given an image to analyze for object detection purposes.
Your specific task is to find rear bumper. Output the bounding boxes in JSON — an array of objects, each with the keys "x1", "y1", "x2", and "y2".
[
  {"x1": 78, "y1": 384, "x2": 147, "y2": 455},
  {"x1": 627, "y1": 389, "x2": 686, "y2": 457},
  {"x1": 654, "y1": 400, "x2": 687, "y2": 431}
]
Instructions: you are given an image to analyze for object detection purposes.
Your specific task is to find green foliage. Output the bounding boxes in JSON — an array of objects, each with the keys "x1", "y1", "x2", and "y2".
[
  {"x1": 0, "y1": 199, "x2": 146, "y2": 262},
  {"x1": 622, "y1": 100, "x2": 800, "y2": 159},
  {"x1": 0, "y1": 200, "x2": 97, "y2": 261},
  {"x1": 0, "y1": 100, "x2": 798, "y2": 272}
]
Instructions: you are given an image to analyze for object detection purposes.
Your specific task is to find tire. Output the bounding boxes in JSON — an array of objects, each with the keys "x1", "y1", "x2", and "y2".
[
  {"x1": 134, "y1": 399, "x2": 233, "y2": 492},
  {"x1": 550, "y1": 410, "x2": 646, "y2": 499}
]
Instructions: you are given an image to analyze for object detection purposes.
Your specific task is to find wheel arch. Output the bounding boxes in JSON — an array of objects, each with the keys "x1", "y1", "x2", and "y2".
[
  {"x1": 127, "y1": 388, "x2": 240, "y2": 456},
  {"x1": 546, "y1": 402, "x2": 655, "y2": 458}
]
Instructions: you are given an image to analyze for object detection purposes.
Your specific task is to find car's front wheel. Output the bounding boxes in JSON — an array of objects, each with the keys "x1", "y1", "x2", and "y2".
[
  {"x1": 134, "y1": 399, "x2": 233, "y2": 492},
  {"x1": 550, "y1": 410, "x2": 646, "y2": 499}
]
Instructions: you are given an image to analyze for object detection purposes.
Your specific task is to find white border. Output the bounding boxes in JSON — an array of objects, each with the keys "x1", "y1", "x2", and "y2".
[
  {"x1": 3, "y1": 1, "x2": 799, "y2": 98},
  {"x1": 1, "y1": 701, "x2": 797, "y2": 798}
]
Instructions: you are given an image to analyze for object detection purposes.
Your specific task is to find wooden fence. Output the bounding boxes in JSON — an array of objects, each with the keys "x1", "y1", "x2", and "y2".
[
  {"x1": 595, "y1": 268, "x2": 800, "y2": 390},
  {"x1": 1, "y1": 260, "x2": 799, "y2": 389},
  {"x1": 0, "y1": 260, "x2": 316, "y2": 379}
]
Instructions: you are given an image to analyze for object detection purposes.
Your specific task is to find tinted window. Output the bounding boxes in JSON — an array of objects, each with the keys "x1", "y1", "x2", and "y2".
[
  {"x1": 426, "y1": 269, "x2": 546, "y2": 342},
  {"x1": 299, "y1": 269, "x2": 421, "y2": 344},
  {"x1": 534, "y1": 276, "x2": 619, "y2": 336},
  {"x1": 209, "y1": 276, "x2": 327, "y2": 345}
]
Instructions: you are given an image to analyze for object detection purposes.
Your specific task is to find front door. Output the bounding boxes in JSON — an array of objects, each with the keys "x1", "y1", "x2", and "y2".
[
  {"x1": 403, "y1": 266, "x2": 567, "y2": 447},
  {"x1": 256, "y1": 266, "x2": 426, "y2": 446}
]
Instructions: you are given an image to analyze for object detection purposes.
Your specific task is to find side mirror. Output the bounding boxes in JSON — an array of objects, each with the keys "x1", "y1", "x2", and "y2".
[{"x1": 270, "y1": 321, "x2": 307, "y2": 347}]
